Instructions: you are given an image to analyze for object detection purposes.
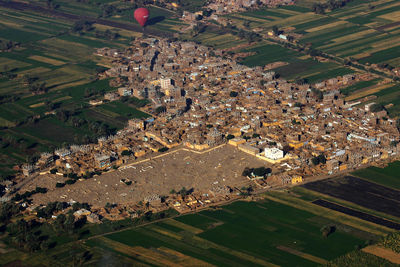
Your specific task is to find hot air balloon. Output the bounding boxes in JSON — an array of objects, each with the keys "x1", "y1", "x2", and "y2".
[{"x1": 134, "y1": 8, "x2": 149, "y2": 28}]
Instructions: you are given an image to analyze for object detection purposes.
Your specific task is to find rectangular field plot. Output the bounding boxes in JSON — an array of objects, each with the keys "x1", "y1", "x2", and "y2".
[
  {"x1": 273, "y1": 60, "x2": 353, "y2": 83},
  {"x1": 174, "y1": 213, "x2": 220, "y2": 231},
  {"x1": 358, "y1": 45, "x2": 400, "y2": 65},
  {"x1": 0, "y1": 4, "x2": 144, "y2": 176},
  {"x1": 239, "y1": 43, "x2": 300, "y2": 66},
  {"x1": 28, "y1": 55, "x2": 66, "y2": 66},
  {"x1": 225, "y1": 1, "x2": 400, "y2": 69},
  {"x1": 14, "y1": 117, "x2": 86, "y2": 145},
  {"x1": 0, "y1": 57, "x2": 31, "y2": 70},
  {"x1": 312, "y1": 199, "x2": 400, "y2": 230},
  {"x1": 352, "y1": 161, "x2": 400, "y2": 190},
  {"x1": 340, "y1": 78, "x2": 382, "y2": 96},
  {"x1": 239, "y1": 43, "x2": 354, "y2": 83},
  {"x1": 89, "y1": 200, "x2": 369, "y2": 267},
  {"x1": 303, "y1": 176, "x2": 400, "y2": 218}
]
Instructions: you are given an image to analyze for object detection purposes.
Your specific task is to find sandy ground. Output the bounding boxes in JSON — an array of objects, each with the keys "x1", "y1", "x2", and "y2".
[
  {"x1": 362, "y1": 245, "x2": 400, "y2": 264},
  {"x1": 21, "y1": 145, "x2": 271, "y2": 207}
]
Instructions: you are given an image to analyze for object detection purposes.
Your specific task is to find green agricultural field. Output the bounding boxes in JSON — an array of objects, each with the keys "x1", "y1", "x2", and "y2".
[
  {"x1": 239, "y1": 42, "x2": 354, "y2": 83},
  {"x1": 291, "y1": 185, "x2": 400, "y2": 226},
  {"x1": 182, "y1": 26, "x2": 247, "y2": 50},
  {"x1": 224, "y1": 0, "x2": 400, "y2": 119},
  {"x1": 359, "y1": 45, "x2": 400, "y2": 65},
  {"x1": 0, "y1": 95, "x2": 149, "y2": 176},
  {"x1": 0, "y1": 5, "x2": 154, "y2": 177},
  {"x1": 13, "y1": 117, "x2": 90, "y2": 145},
  {"x1": 344, "y1": 80, "x2": 400, "y2": 110},
  {"x1": 80, "y1": 100, "x2": 150, "y2": 129},
  {"x1": 352, "y1": 161, "x2": 400, "y2": 190},
  {"x1": 85, "y1": 199, "x2": 375, "y2": 266},
  {"x1": 340, "y1": 78, "x2": 382, "y2": 96},
  {"x1": 102, "y1": 5, "x2": 187, "y2": 33},
  {"x1": 239, "y1": 42, "x2": 300, "y2": 66},
  {"x1": 366, "y1": 84, "x2": 400, "y2": 116},
  {"x1": 228, "y1": 0, "x2": 400, "y2": 69},
  {"x1": 325, "y1": 250, "x2": 398, "y2": 267}
]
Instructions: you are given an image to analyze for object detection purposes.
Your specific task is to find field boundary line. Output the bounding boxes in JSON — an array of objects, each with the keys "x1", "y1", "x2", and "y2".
[
  {"x1": 263, "y1": 193, "x2": 392, "y2": 236},
  {"x1": 352, "y1": 174, "x2": 400, "y2": 193},
  {"x1": 277, "y1": 245, "x2": 327, "y2": 264}
]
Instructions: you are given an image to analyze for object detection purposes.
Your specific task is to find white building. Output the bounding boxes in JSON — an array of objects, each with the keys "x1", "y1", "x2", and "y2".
[
  {"x1": 55, "y1": 148, "x2": 71, "y2": 158},
  {"x1": 264, "y1": 147, "x2": 284, "y2": 160},
  {"x1": 118, "y1": 87, "x2": 133, "y2": 96},
  {"x1": 364, "y1": 102, "x2": 376, "y2": 112}
]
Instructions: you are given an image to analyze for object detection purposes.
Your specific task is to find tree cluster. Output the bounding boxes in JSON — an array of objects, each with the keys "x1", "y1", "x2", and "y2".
[
  {"x1": 8, "y1": 219, "x2": 49, "y2": 252},
  {"x1": 71, "y1": 20, "x2": 94, "y2": 33},
  {"x1": 190, "y1": 23, "x2": 207, "y2": 37},
  {"x1": 272, "y1": 25, "x2": 282, "y2": 35},
  {"x1": 170, "y1": 187, "x2": 193, "y2": 198},
  {"x1": 29, "y1": 82, "x2": 48, "y2": 94},
  {"x1": 12, "y1": 187, "x2": 48, "y2": 202},
  {"x1": 311, "y1": 154, "x2": 327, "y2": 165},
  {"x1": 0, "y1": 202, "x2": 20, "y2": 224},
  {"x1": 36, "y1": 201, "x2": 68, "y2": 219},
  {"x1": 369, "y1": 104, "x2": 385, "y2": 113},
  {"x1": 320, "y1": 224, "x2": 336, "y2": 238},
  {"x1": 0, "y1": 94, "x2": 20, "y2": 105},
  {"x1": 295, "y1": 78, "x2": 308, "y2": 85},
  {"x1": 229, "y1": 91, "x2": 238, "y2": 97},
  {"x1": 155, "y1": 106, "x2": 167, "y2": 115},
  {"x1": 240, "y1": 186, "x2": 254, "y2": 196},
  {"x1": 0, "y1": 39, "x2": 19, "y2": 51},
  {"x1": 377, "y1": 63, "x2": 394, "y2": 71},
  {"x1": 95, "y1": 30, "x2": 120, "y2": 40},
  {"x1": 235, "y1": 29, "x2": 262, "y2": 43},
  {"x1": 312, "y1": 0, "x2": 354, "y2": 14},
  {"x1": 226, "y1": 134, "x2": 235, "y2": 140},
  {"x1": 311, "y1": 87, "x2": 323, "y2": 100},
  {"x1": 242, "y1": 167, "x2": 272, "y2": 177},
  {"x1": 55, "y1": 109, "x2": 116, "y2": 140},
  {"x1": 121, "y1": 150, "x2": 132, "y2": 156},
  {"x1": 46, "y1": 0, "x2": 60, "y2": 10},
  {"x1": 99, "y1": 2, "x2": 139, "y2": 18},
  {"x1": 83, "y1": 87, "x2": 106, "y2": 99}
]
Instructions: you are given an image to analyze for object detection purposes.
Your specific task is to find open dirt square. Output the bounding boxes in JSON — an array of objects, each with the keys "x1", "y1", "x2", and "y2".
[{"x1": 22, "y1": 145, "x2": 271, "y2": 207}]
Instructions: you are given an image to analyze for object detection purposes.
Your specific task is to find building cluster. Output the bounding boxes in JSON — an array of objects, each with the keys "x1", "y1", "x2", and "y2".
[
  {"x1": 21, "y1": 37, "x2": 400, "y2": 198},
  {"x1": 91, "y1": 189, "x2": 240, "y2": 220},
  {"x1": 206, "y1": 0, "x2": 295, "y2": 14},
  {"x1": 313, "y1": 73, "x2": 370, "y2": 91}
]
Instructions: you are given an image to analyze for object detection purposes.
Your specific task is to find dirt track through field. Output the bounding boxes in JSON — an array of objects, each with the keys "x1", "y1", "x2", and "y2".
[{"x1": 277, "y1": 246, "x2": 327, "y2": 264}]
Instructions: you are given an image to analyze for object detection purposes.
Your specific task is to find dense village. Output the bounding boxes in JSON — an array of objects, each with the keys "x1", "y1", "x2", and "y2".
[
  {"x1": 158, "y1": 0, "x2": 295, "y2": 14},
  {"x1": 205, "y1": 0, "x2": 295, "y2": 14},
  {"x1": 2, "y1": 0, "x2": 400, "y2": 265},
  {"x1": 5, "y1": 36, "x2": 400, "y2": 223}
]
